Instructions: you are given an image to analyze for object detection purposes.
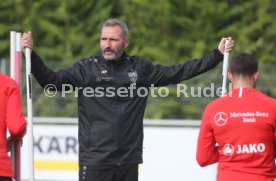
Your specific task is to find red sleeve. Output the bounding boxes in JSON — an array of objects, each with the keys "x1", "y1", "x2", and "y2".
[
  {"x1": 196, "y1": 105, "x2": 219, "y2": 167},
  {"x1": 6, "y1": 82, "x2": 27, "y2": 140},
  {"x1": 273, "y1": 100, "x2": 276, "y2": 158},
  {"x1": 274, "y1": 123, "x2": 276, "y2": 157}
]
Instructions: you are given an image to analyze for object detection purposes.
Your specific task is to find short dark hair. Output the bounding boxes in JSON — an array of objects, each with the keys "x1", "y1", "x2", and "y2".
[
  {"x1": 103, "y1": 18, "x2": 128, "y2": 39},
  {"x1": 230, "y1": 53, "x2": 258, "y2": 76}
]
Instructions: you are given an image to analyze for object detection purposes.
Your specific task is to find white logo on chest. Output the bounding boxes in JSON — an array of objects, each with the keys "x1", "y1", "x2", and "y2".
[
  {"x1": 128, "y1": 70, "x2": 138, "y2": 83},
  {"x1": 236, "y1": 143, "x2": 265, "y2": 154},
  {"x1": 214, "y1": 112, "x2": 228, "y2": 126}
]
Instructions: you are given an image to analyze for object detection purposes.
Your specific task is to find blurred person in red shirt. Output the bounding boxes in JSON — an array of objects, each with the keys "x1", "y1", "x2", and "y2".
[
  {"x1": 196, "y1": 53, "x2": 276, "y2": 181},
  {"x1": 0, "y1": 73, "x2": 27, "y2": 181}
]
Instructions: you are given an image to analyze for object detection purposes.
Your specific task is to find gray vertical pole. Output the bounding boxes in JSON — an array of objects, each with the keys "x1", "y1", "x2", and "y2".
[{"x1": 0, "y1": 58, "x2": 7, "y2": 74}]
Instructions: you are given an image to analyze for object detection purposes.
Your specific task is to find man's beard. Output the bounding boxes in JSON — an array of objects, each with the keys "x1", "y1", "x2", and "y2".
[{"x1": 102, "y1": 48, "x2": 123, "y2": 61}]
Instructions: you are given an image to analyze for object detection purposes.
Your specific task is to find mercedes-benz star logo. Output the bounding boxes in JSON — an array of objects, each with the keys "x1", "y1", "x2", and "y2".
[{"x1": 214, "y1": 112, "x2": 228, "y2": 126}]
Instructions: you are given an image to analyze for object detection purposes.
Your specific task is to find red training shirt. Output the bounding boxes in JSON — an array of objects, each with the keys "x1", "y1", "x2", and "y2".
[
  {"x1": 197, "y1": 88, "x2": 276, "y2": 181},
  {"x1": 0, "y1": 73, "x2": 27, "y2": 177}
]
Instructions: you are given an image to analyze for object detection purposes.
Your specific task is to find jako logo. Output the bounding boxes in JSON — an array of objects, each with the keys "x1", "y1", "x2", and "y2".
[
  {"x1": 223, "y1": 144, "x2": 234, "y2": 156},
  {"x1": 236, "y1": 143, "x2": 265, "y2": 154}
]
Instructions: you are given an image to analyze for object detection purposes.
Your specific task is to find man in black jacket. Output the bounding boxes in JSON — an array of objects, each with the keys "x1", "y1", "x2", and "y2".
[{"x1": 22, "y1": 18, "x2": 234, "y2": 181}]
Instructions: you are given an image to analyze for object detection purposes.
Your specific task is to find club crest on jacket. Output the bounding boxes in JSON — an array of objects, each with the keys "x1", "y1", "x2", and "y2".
[{"x1": 128, "y1": 70, "x2": 138, "y2": 83}]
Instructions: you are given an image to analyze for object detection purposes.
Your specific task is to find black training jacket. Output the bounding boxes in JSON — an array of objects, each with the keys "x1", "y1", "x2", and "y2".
[{"x1": 31, "y1": 49, "x2": 223, "y2": 166}]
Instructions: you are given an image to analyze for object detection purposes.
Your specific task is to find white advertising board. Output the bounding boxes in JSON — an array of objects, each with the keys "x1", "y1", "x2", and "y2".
[{"x1": 20, "y1": 118, "x2": 216, "y2": 181}]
